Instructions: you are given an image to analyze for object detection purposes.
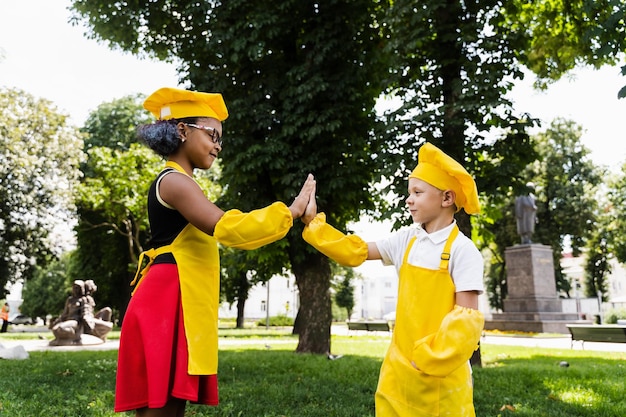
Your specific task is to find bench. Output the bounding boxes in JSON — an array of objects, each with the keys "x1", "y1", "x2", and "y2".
[
  {"x1": 566, "y1": 324, "x2": 626, "y2": 349},
  {"x1": 347, "y1": 321, "x2": 391, "y2": 333}
]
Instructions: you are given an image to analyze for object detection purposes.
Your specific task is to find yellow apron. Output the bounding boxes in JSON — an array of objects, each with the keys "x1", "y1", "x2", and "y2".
[
  {"x1": 132, "y1": 218, "x2": 221, "y2": 376},
  {"x1": 375, "y1": 225, "x2": 475, "y2": 416}
]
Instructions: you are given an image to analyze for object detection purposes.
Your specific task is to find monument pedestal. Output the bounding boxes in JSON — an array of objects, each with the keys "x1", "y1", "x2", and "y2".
[{"x1": 484, "y1": 244, "x2": 581, "y2": 334}]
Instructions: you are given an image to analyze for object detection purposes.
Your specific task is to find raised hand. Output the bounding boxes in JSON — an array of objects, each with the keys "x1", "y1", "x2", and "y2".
[
  {"x1": 301, "y1": 180, "x2": 317, "y2": 225},
  {"x1": 289, "y1": 174, "x2": 315, "y2": 219}
]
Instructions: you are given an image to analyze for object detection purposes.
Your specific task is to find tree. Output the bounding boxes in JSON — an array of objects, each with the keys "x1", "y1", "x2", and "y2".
[
  {"x1": 0, "y1": 87, "x2": 84, "y2": 296},
  {"x1": 501, "y1": 0, "x2": 626, "y2": 93},
  {"x1": 529, "y1": 118, "x2": 601, "y2": 297},
  {"x1": 20, "y1": 253, "x2": 72, "y2": 323},
  {"x1": 220, "y1": 246, "x2": 288, "y2": 329},
  {"x1": 608, "y1": 162, "x2": 626, "y2": 263},
  {"x1": 334, "y1": 274, "x2": 356, "y2": 320},
  {"x1": 69, "y1": 0, "x2": 390, "y2": 355}
]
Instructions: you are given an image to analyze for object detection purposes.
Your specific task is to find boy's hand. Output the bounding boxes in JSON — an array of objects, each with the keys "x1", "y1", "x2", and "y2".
[
  {"x1": 301, "y1": 181, "x2": 317, "y2": 225},
  {"x1": 289, "y1": 174, "x2": 315, "y2": 219}
]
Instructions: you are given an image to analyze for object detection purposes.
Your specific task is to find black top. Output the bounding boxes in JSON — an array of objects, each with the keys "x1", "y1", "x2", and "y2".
[{"x1": 147, "y1": 168, "x2": 188, "y2": 264}]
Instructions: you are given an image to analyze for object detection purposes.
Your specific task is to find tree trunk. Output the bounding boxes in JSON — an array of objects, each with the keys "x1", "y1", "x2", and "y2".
[
  {"x1": 291, "y1": 250, "x2": 332, "y2": 354},
  {"x1": 236, "y1": 298, "x2": 246, "y2": 329}
]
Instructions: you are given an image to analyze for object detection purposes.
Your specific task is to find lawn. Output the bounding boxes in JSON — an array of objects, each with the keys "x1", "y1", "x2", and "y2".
[{"x1": 0, "y1": 330, "x2": 624, "y2": 416}]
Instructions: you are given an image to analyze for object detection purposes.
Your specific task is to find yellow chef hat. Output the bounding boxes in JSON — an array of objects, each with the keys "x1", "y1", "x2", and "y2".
[
  {"x1": 410, "y1": 142, "x2": 480, "y2": 214},
  {"x1": 143, "y1": 87, "x2": 229, "y2": 121}
]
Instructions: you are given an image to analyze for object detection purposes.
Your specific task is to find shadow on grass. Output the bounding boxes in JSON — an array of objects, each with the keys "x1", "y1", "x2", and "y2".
[{"x1": 474, "y1": 352, "x2": 626, "y2": 417}]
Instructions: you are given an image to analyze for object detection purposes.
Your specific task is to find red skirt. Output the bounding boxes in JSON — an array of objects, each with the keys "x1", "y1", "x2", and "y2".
[{"x1": 114, "y1": 263, "x2": 218, "y2": 412}]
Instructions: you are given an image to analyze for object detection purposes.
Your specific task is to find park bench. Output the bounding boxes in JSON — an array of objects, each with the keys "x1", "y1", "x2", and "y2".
[
  {"x1": 347, "y1": 320, "x2": 391, "y2": 333},
  {"x1": 566, "y1": 324, "x2": 626, "y2": 349}
]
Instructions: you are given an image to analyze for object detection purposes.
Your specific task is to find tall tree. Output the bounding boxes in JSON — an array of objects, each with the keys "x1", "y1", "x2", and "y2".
[
  {"x1": 0, "y1": 87, "x2": 84, "y2": 296},
  {"x1": 530, "y1": 118, "x2": 601, "y2": 297},
  {"x1": 69, "y1": 0, "x2": 390, "y2": 354}
]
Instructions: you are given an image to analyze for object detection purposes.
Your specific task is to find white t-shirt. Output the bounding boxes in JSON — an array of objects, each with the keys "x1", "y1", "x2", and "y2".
[{"x1": 375, "y1": 221, "x2": 484, "y2": 294}]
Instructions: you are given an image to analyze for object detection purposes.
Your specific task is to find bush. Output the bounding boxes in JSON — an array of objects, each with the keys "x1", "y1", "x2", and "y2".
[
  {"x1": 604, "y1": 307, "x2": 626, "y2": 324},
  {"x1": 255, "y1": 314, "x2": 294, "y2": 327}
]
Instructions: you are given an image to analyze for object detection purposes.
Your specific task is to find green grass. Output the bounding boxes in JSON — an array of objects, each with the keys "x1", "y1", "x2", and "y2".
[{"x1": 0, "y1": 331, "x2": 624, "y2": 416}]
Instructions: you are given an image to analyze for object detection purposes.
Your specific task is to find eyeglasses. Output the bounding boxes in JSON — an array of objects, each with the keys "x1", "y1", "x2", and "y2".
[{"x1": 185, "y1": 123, "x2": 223, "y2": 147}]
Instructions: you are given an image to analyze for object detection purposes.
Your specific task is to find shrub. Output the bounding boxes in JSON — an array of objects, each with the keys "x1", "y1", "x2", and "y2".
[{"x1": 255, "y1": 314, "x2": 294, "y2": 327}]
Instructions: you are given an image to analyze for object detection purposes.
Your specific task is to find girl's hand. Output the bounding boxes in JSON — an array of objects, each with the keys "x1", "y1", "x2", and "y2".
[
  {"x1": 301, "y1": 181, "x2": 317, "y2": 225},
  {"x1": 289, "y1": 174, "x2": 315, "y2": 219}
]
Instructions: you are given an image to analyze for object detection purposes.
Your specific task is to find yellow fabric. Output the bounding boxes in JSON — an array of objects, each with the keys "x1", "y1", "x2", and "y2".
[
  {"x1": 412, "y1": 306, "x2": 484, "y2": 377},
  {"x1": 410, "y1": 143, "x2": 480, "y2": 215},
  {"x1": 143, "y1": 87, "x2": 229, "y2": 121},
  {"x1": 375, "y1": 225, "x2": 479, "y2": 416},
  {"x1": 214, "y1": 202, "x2": 293, "y2": 250},
  {"x1": 131, "y1": 224, "x2": 220, "y2": 375},
  {"x1": 302, "y1": 213, "x2": 368, "y2": 267}
]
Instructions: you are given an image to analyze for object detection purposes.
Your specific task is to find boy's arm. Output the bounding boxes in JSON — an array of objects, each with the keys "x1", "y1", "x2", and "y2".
[
  {"x1": 302, "y1": 213, "x2": 368, "y2": 267},
  {"x1": 410, "y1": 293, "x2": 484, "y2": 378}
]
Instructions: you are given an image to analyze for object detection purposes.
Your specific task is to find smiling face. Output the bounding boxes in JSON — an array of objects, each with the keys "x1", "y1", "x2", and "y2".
[
  {"x1": 180, "y1": 117, "x2": 223, "y2": 170},
  {"x1": 405, "y1": 177, "x2": 456, "y2": 233}
]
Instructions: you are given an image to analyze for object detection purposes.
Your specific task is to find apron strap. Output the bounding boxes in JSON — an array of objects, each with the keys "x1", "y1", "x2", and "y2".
[
  {"x1": 130, "y1": 245, "x2": 173, "y2": 294},
  {"x1": 402, "y1": 237, "x2": 417, "y2": 265},
  {"x1": 439, "y1": 225, "x2": 459, "y2": 270}
]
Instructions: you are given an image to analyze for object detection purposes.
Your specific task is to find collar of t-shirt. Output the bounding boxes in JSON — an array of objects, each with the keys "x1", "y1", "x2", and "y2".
[{"x1": 409, "y1": 221, "x2": 456, "y2": 269}]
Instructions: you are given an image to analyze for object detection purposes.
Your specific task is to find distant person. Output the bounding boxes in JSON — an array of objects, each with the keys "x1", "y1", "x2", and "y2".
[
  {"x1": 515, "y1": 183, "x2": 537, "y2": 244},
  {"x1": 302, "y1": 142, "x2": 484, "y2": 416},
  {"x1": 114, "y1": 87, "x2": 315, "y2": 416},
  {"x1": 1, "y1": 302, "x2": 9, "y2": 333}
]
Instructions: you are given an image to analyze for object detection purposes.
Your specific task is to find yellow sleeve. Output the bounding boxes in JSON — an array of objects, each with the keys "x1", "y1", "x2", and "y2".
[
  {"x1": 411, "y1": 305, "x2": 484, "y2": 377},
  {"x1": 214, "y1": 202, "x2": 293, "y2": 250},
  {"x1": 302, "y1": 213, "x2": 368, "y2": 267}
]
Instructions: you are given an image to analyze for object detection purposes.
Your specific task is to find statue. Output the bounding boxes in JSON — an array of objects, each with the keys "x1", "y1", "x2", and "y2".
[
  {"x1": 49, "y1": 279, "x2": 113, "y2": 346},
  {"x1": 515, "y1": 183, "x2": 537, "y2": 245},
  {"x1": 83, "y1": 280, "x2": 113, "y2": 341}
]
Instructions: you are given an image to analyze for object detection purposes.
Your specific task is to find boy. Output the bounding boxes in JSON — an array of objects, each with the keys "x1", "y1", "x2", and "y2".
[{"x1": 302, "y1": 142, "x2": 484, "y2": 416}]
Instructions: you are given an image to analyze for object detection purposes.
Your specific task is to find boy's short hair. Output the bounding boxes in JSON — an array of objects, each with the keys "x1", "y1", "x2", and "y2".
[{"x1": 410, "y1": 142, "x2": 480, "y2": 214}]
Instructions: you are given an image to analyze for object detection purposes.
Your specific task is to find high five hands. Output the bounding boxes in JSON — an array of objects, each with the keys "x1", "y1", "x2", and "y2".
[{"x1": 289, "y1": 174, "x2": 316, "y2": 219}]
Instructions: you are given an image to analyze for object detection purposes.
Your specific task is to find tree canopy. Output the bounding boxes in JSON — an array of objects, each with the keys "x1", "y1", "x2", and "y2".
[
  {"x1": 68, "y1": 0, "x2": 626, "y2": 353},
  {"x1": 0, "y1": 87, "x2": 84, "y2": 295}
]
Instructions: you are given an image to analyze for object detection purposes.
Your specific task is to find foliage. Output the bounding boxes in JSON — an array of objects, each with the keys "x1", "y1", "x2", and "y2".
[
  {"x1": 530, "y1": 118, "x2": 602, "y2": 297},
  {"x1": 69, "y1": 0, "x2": 390, "y2": 354},
  {"x1": 379, "y1": 0, "x2": 539, "y2": 231},
  {"x1": 81, "y1": 93, "x2": 152, "y2": 151},
  {"x1": 67, "y1": 0, "x2": 626, "y2": 352},
  {"x1": 334, "y1": 274, "x2": 356, "y2": 320},
  {"x1": 220, "y1": 246, "x2": 288, "y2": 328},
  {"x1": 255, "y1": 314, "x2": 294, "y2": 327},
  {"x1": 20, "y1": 253, "x2": 72, "y2": 321},
  {"x1": 0, "y1": 87, "x2": 84, "y2": 295},
  {"x1": 604, "y1": 308, "x2": 626, "y2": 324},
  {"x1": 501, "y1": 0, "x2": 626, "y2": 91},
  {"x1": 607, "y1": 162, "x2": 626, "y2": 263},
  {"x1": 481, "y1": 119, "x2": 603, "y2": 308}
]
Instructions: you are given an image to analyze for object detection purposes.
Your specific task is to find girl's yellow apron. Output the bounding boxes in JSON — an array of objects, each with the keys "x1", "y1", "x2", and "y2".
[{"x1": 375, "y1": 225, "x2": 475, "y2": 416}]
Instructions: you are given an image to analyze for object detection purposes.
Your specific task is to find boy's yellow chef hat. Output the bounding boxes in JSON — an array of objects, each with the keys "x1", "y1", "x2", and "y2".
[
  {"x1": 143, "y1": 87, "x2": 228, "y2": 121},
  {"x1": 410, "y1": 142, "x2": 480, "y2": 214}
]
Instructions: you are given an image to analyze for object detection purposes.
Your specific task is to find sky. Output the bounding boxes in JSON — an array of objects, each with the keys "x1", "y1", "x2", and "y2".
[{"x1": 1, "y1": 0, "x2": 625, "y2": 173}]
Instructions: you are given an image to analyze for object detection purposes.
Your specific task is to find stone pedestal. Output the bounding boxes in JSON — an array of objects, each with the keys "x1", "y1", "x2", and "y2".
[{"x1": 485, "y1": 244, "x2": 582, "y2": 334}]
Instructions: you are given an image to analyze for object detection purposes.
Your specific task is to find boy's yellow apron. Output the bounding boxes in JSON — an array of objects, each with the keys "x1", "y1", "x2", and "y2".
[{"x1": 375, "y1": 226, "x2": 475, "y2": 416}]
